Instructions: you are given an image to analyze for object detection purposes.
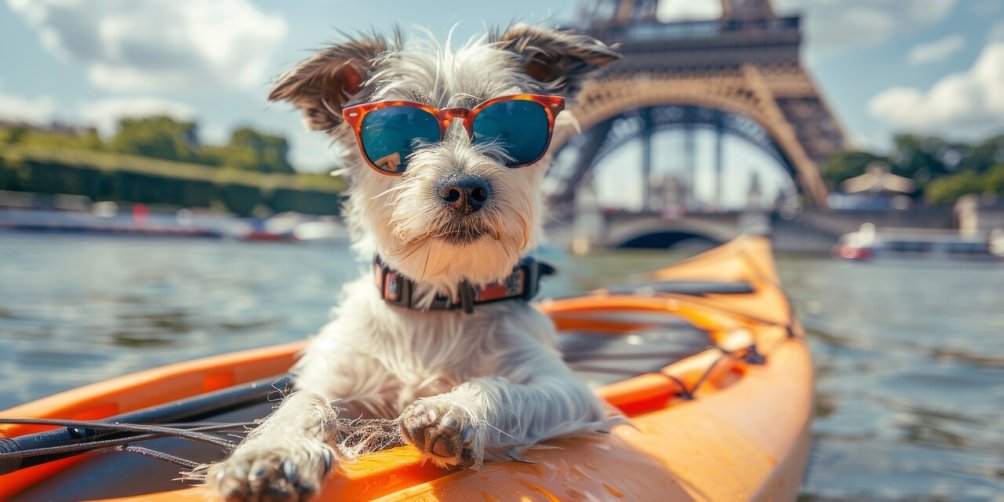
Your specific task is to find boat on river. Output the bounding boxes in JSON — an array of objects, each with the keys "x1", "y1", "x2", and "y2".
[
  {"x1": 834, "y1": 223, "x2": 1004, "y2": 261},
  {"x1": 0, "y1": 236, "x2": 813, "y2": 501}
]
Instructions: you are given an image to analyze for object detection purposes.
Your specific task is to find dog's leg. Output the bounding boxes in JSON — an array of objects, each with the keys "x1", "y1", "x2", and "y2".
[
  {"x1": 206, "y1": 390, "x2": 339, "y2": 501},
  {"x1": 203, "y1": 305, "x2": 401, "y2": 500},
  {"x1": 400, "y1": 356, "x2": 604, "y2": 467}
]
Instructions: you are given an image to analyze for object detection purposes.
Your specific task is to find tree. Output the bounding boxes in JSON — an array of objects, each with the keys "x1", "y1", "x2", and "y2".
[
  {"x1": 198, "y1": 127, "x2": 295, "y2": 174},
  {"x1": 957, "y1": 134, "x2": 1004, "y2": 174},
  {"x1": 889, "y1": 134, "x2": 957, "y2": 187},
  {"x1": 925, "y1": 171, "x2": 990, "y2": 204},
  {"x1": 227, "y1": 127, "x2": 295, "y2": 174},
  {"x1": 986, "y1": 164, "x2": 1004, "y2": 193},
  {"x1": 0, "y1": 126, "x2": 28, "y2": 145},
  {"x1": 111, "y1": 116, "x2": 202, "y2": 163}
]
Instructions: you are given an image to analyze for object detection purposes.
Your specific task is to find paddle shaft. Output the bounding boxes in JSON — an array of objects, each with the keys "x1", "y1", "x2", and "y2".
[{"x1": 0, "y1": 374, "x2": 292, "y2": 474}]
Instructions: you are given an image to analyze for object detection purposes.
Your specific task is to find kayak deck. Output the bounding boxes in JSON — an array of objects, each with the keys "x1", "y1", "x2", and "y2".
[{"x1": 11, "y1": 320, "x2": 713, "y2": 501}]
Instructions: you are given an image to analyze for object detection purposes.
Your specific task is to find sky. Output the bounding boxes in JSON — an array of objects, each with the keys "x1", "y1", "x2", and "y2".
[{"x1": 1, "y1": 0, "x2": 1002, "y2": 183}]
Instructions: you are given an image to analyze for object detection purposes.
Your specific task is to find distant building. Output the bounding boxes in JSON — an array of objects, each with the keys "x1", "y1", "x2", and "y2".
[{"x1": 829, "y1": 162, "x2": 914, "y2": 210}]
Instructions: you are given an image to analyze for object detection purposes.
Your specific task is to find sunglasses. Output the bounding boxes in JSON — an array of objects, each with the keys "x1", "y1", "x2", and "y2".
[{"x1": 342, "y1": 94, "x2": 565, "y2": 175}]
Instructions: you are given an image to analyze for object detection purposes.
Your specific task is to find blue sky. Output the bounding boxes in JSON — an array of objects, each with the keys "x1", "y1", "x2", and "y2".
[{"x1": 1, "y1": 0, "x2": 1002, "y2": 180}]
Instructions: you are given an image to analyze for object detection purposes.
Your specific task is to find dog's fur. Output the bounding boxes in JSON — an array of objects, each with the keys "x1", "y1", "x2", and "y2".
[{"x1": 206, "y1": 25, "x2": 618, "y2": 501}]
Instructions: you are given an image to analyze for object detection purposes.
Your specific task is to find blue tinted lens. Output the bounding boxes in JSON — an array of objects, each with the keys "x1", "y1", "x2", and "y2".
[
  {"x1": 360, "y1": 106, "x2": 440, "y2": 173},
  {"x1": 471, "y1": 100, "x2": 549, "y2": 167}
]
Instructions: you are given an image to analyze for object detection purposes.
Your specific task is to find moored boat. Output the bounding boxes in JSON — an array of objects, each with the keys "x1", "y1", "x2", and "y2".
[
  {"x1": 0, "y1": 236, "x2": 813, "y2": 501},
  {"x1": 834, "y1": 223, "x2": 1004, "y2": 261}
]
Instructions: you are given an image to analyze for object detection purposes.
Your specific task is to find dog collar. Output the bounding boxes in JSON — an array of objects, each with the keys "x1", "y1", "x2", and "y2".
[{"x1": 373, "y1": 256, "x2": 555, "y2": 314}]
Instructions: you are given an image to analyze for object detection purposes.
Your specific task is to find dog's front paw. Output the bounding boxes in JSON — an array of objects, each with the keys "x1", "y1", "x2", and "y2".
[
  {"x1": 400, "y1": 399, "x2": 479, "y2": 467},
  {"x1": 205, "y1": 439, "x2": 333, "y2": 502}
]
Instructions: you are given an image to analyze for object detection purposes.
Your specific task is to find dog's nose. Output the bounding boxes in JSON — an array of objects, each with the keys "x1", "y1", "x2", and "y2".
[{"x1": 436, "y1": 175, "x2": 491, "y2": 214}]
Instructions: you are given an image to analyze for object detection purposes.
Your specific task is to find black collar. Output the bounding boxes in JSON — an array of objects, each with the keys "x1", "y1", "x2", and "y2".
[{"x1": 373, "y1": 256, "x2": 554, "y2": 314}]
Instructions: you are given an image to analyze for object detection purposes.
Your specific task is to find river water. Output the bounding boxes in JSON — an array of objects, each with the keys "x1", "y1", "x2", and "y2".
[{"x1": 0, "y1": 234, "x2": 1001, "y2": 500}]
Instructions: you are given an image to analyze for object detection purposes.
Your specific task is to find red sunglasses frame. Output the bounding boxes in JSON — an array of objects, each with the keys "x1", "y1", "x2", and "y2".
[{"x1": 342, "y1": 94, "x2": 565, "y2": 176}]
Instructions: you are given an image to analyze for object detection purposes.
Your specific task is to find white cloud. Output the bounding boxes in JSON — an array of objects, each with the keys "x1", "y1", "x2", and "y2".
[
  {"x1": 0, "y1": 91, "x2": 58, "y2": 125},
  {"x1": 868, "y1": 35, "x2": 1004, "y2": 137},
  {"x1": 774, "y1": 0, "x2": 958, "y2": 56},
  {"x1": 6, "y1": 0, "x2": 287, "y2": 92},
  {"x1": 908, "y1": 35, "x2": 966, "y2": 65},
  {"x1": 78, "y1": 98, "x2": 196, "y2": 136}
]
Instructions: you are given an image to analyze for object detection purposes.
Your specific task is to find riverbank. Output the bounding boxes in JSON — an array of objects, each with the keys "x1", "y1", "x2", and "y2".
[{"x1": 0, "y1": 147, "x2": 345, "y2": 216}]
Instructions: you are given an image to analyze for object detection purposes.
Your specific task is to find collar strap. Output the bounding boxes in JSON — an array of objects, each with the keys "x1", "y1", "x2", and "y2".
[{"x1": 373, "y1": 256, "x2": 555, "y2": 314}]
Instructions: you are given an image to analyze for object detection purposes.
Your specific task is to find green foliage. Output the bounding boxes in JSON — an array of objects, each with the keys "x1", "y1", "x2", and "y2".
[
  {"x1": 1, "y1": 117, "x2": 305, "y2": 177},
  {"x1": 0, "y1": 148, "x2": 343, "y2": 216},
  {"x1": 0, "y1": 126, "x2": 28, "y2": 145},
  {"x1": 923, "y1": 163, "x2": 1004, "y2": 205},
  {"x1": 110, "y1": 116, "x2": 203, "y2": 164},
  {"x1": 957, "y1": 134, "x2": 1004, "y2": 173},
  {"x1": 987, "y1": 164, "x2": 1004, "y2": 193},
  {"x1": 199, "y1": 127, "x2": 295, "y2": 173},
  {"x1": 889, "y1": 134, "x2": 954, "y2": 184},
  {"x1": 227, "y1": 127, "x2": 295, "y2": 173},
  {"x1": 925, "y1": 171, "x2": 989, "y2": 204},
  {"x1": 1, "y1": 125, "x2": 106, "y2": 151},
  {"x1": 827, "y1": 132, "x2": 1004, "y2": 205}
]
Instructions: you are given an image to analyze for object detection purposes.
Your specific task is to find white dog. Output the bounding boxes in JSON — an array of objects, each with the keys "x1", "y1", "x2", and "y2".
[{"x1": 207, "y1": 25, "x2": 619, "y2": 501}]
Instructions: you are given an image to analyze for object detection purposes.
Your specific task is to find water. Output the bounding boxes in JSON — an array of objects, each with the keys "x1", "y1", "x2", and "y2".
[{"x1": 1, "y1": 234, "x2": 1002, "y2": 500}]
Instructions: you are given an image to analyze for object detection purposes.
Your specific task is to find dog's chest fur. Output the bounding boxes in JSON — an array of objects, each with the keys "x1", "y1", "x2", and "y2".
[{"x1": 294, "y1": 278, "x2": 559, "y2": 417}]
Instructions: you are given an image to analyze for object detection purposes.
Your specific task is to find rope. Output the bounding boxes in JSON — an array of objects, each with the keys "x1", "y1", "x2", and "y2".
[{"x1": 116, "y1": 445, "x2": 201, "y2": 470}]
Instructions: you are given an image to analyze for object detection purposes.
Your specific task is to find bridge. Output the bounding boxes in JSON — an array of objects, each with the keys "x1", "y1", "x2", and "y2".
[
  {"x1": 550, "y1": 206, "x2": 962, "y2": 252},
  {"x1": 545, "y1": 0, "x2": 858, "y2": 250}
]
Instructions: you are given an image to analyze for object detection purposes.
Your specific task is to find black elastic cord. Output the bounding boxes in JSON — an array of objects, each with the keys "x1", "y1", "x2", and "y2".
[
  {"x1": 0, "y1": 418, "x2": 237, "y2": 448},
  {"x1": 0, "y1": 422, "x2": 249, "y2": 463}
]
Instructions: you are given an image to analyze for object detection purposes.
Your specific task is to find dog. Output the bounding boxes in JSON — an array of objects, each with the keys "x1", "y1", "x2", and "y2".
[{"x1": 205, "y1": 24, "x2": 619, "y2": 501}]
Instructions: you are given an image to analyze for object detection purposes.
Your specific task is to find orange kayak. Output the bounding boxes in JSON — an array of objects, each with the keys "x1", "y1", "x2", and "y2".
[{"x1": 0, "y1": 236, "x2": 813, "y2": 501}]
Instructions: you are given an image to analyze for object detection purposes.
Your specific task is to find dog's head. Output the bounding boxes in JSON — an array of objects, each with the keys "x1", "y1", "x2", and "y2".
[{"x1": 270, "y1": 25, "x2": 617, "y2": 292}]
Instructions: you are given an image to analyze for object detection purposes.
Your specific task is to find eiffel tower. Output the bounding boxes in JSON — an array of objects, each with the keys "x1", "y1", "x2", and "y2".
[{"x1": 549, "y1": 0, "x2": 845, "y2": 210}]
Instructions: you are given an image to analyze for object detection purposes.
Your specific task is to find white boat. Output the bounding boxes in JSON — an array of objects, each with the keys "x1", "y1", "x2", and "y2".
[{"x1": 834, "y1": 223, "x2": 1004, "y2": 261}]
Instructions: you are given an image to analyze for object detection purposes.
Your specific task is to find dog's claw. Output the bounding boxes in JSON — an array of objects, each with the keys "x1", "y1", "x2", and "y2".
[
  {"x1": 250, "y1": 460, "x2": 271, "y2": 481},
  {"x1": 400, "y1": 398, "x2": 479, "y2": 467},
  {"x1": 282, "y1": 459, "x2": 298, "y2": 481},
  {"x1": 206, "y1": 439, "x2": 329, "y2": 502},
  {"x1": 321, "y1": 447, "x2": 334, "y2": 475}
]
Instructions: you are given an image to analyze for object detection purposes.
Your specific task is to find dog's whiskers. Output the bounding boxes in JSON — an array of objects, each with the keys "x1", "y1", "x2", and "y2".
[{"x1": 372, "y1": 184, "x2": 408, "y2": 201}]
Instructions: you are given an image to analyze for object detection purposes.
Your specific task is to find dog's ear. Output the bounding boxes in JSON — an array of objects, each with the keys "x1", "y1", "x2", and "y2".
[
  {"x1": 499, "y1": 25, "x2": 619, "y2": 97},
  {"x1": 268, "y1": 38, "x2": 387, "y2": 132}
]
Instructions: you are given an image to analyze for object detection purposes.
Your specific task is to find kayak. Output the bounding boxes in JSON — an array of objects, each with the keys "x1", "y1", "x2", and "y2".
[{"x1": 0, "y1": 235, "x2": 813, "y2": 501}]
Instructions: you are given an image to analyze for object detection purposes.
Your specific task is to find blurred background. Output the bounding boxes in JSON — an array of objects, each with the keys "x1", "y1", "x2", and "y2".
[{"x1": 1, "y1": 0, "x2": 1003, "y2": 500}]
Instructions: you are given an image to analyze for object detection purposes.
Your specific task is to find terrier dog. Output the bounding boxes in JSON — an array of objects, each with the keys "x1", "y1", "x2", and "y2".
[{"x1": 207, "y1": 24, "x2": 619, "y2": 501}]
